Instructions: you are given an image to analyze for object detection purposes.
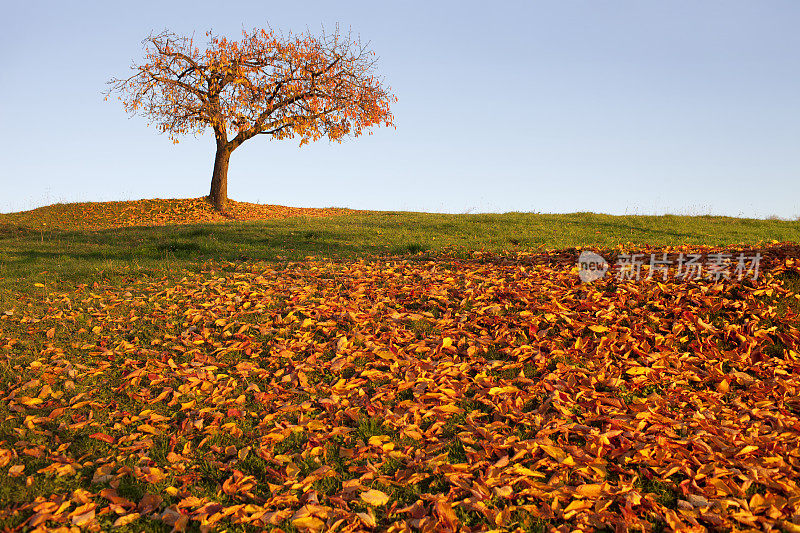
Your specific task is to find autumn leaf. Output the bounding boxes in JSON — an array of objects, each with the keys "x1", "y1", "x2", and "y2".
[
  {"x1": 489, "y1": 385, "x2": 521, "y2": 395},
  {"x1": 112, "y1": 513, "x2": 141, "y2": 527},
  {"x1": 494, "y1": 485, "x2": 514, "y2": 498},
  {"x1": 70, "y1": 503, "x2": 96, "y2": 526},
  {"x1": 292, "y1": 516, "x2": 325, "y2": 532},
  {"x1": 737, "y1": 445, "x2": 759, "y2": 456},
  {"x1": 18, "y1": 397, "x2": 43, "y2": 406},
  {"x1": 356, "y1": 511, "x2": 377, "y2": 528},
  {"x1": 360, "y1": 489, "x2": 390, "y2": 506},
  {"x1": 1, "y1": 243, "x2": 798, "y2": 531},
  {"x1": 575, "y1": 484, "x2": 604, "y2": 498},
  {"x1": 782, "y1": 522, "x2": 800, "y2": 533},
  {"x1": 539, "y1": 445, "x2": 567, "y2": 463},
  {"x1": 89, "y1": 432, "x2": 115, "y2": 444}
]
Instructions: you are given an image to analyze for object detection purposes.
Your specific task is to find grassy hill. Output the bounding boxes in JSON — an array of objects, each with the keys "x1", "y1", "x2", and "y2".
[
  {"x1": 0, "y1": 197, "x2": 354, "y2": 231},
  {"x1": 1, "y1": 198, "x2": 798, "y2": 292},
  {"x1": 1, "y1": 199, "x2": 799, "y2": 531}
]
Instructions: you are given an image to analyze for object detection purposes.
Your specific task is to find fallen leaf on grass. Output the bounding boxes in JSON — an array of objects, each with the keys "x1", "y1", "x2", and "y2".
[{"x1": 360, "y1": 489, "x2": 390, "y2": 506}]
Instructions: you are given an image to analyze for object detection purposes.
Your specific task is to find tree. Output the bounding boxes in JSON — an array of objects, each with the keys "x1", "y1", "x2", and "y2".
[{"x1": 107, "y1": 27, "x2": 396, "y2": 211}]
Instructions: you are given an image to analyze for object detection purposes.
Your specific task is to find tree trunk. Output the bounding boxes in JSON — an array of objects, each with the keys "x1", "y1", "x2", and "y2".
[{"x1": 209, "y1": 145, "x2": 231, "y2": 212}]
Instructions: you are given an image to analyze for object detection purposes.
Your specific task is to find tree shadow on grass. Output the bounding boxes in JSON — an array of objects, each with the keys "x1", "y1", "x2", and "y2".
[{"x1": 0, "y1": 223, "x2": 393, "y2": 271}]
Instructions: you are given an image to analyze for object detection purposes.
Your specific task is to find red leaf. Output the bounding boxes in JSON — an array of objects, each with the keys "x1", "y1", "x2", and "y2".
[{"x1": 89, "y1": 433, "x2": 115, "y2": 444}]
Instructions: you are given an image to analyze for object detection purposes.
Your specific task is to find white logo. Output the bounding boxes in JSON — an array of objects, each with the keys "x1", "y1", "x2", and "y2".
[
  {"x1": 576, "y1": 251, "x2": 761, "y2": 282},
  {"x1": 577, "y1": 251, "x2": 609, "y2": 283}
]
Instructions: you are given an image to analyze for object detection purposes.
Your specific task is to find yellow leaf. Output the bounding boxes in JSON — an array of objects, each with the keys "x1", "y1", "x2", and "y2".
[
  {"x1": 403, "y1": 428, "x2": 423, "y2": 440},
  {"x1": 442, "y1": 337, "x2": 453, "y2": 348},
  {"x1": 367, "y1": 435, "x2": 389, "y2": 446},
  {"x1": 489, "y1": 386, "x2": 521, "y2": 395},
  {"x1": 18, "y1": 397, "x2": 43, "y2": 406},
  {"x1": 292, "y1": 516, "x2": 324, "y2": 531},
  {"x1": 511, "y1": 465, "x2": 544, "y2": 478},
  {"x1": 589, "y1": 325, "x2": 609, "y2": 333},
  {"x1": 737, "y1": 445, "x2": 759, "y2": 456},
  {"x1": 306, "y1": 420, "x2": 325, "y2": 431},
  {"x1": 113, "y1": 513, "x2": 141, "y2": 527},
  {"x1": 138, "y1": 424, "x2": 160, "y2": 435},
  {"x1": 781, "y1": 522, "x2": 800, "y2": 533},
  {"x1": 70, "y1": 503, "x2": 97, "y2": 525},
  {"x1": 563, "y1": 499, "x2": 593, "y2": 517},
  {"x1": 356, "y1": 511, "x2": 377, "y2": 528},
  {"x1": 575, "y1": 484, "x2": 603, "y2": 498},
  {"x1": 539, "y1": 445, "x2": 567, "y2": 462},
  {"x1": 375, "y1": 350, "x2": 396, "y2": 360},
  {"x1": 336, "y1": 336, "x2": 348, "y2": 352},
  {"x1": 285, "y1": 463, "x2": 300, "y2": 478},
  {"x1": 494, "y1": 485, "x2": 513, "y2": 498},
  {"x1": 360, "y1": 489, "x2": 390, "y2": 506}
]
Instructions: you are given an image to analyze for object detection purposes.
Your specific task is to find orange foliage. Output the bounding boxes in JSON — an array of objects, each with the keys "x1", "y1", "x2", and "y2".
[
  {"x1": 107, "y1": 27, "x2": 396, "y2": 146},
  {"x1": 1, "y1": 247, "x2": 799, "y2": 530}
]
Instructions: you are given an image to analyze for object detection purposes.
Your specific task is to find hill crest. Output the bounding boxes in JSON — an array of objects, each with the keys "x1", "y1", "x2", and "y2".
[{"x1": 0, "y1": 197, "x2": 353, "y2": 230}]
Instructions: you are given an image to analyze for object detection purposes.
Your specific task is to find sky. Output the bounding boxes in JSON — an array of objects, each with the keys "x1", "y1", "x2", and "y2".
[{"x1": 1, "y1": 1, "x2": 799, "y2": 218}]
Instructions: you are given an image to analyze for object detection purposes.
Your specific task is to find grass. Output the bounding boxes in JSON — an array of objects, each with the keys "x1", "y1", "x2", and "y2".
[{"x1": 1, "y1": 202, "x2": 798, "y2": 296}]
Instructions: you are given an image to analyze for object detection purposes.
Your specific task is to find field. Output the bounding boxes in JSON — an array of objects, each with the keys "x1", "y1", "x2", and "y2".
[{"x1": 1, "y1": 199, "x2": 799, "y2": 532}]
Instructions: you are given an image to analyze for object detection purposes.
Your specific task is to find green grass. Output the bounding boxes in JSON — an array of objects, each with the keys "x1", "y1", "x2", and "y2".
[{"x1": 1, "y1": 210, "x2": 797, "y2": 296}]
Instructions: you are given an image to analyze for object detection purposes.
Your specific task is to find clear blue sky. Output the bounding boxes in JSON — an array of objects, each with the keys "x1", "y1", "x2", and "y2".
[{"x1": 2, "y1": 1, "x2": 799, "y2": 217}]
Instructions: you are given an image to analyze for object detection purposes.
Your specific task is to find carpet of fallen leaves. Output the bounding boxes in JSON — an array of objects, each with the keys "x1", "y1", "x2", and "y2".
[
  {"x1": 0, "y1": 198, "x2": 353, "y2": 230},
  {"x1": 1, "y1": 244, "x2": 800, "y2": 532}
]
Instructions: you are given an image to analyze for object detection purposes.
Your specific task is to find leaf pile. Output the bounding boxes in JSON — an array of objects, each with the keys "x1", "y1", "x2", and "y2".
[
  {"x1": 0, "y1": 198, "x2": 353, "y2": 231},
  {"x1": 1, "y1": 245, "x2": 799, "y2": 532}
]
